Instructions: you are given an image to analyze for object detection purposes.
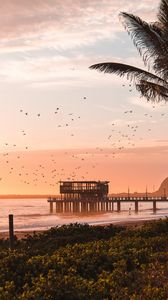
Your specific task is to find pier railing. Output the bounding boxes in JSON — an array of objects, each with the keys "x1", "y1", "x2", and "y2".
[{"x1": 108, "y1": 196, "x2": 168, "y2": 201}]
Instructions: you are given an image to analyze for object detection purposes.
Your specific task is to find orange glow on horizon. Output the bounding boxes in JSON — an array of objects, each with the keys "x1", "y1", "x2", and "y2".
[{"x1": 0, "y1": 146, "x2": 167, "y2": 195}]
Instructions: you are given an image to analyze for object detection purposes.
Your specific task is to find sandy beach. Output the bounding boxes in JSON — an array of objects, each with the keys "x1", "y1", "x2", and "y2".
[{"x1": 0, "y1": 218, "x2": 154, "y2": 240}]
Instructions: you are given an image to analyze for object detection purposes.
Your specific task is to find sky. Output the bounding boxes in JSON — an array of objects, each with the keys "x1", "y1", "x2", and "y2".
[{"x1": 0, "y1": 0, "x2": 167, "y2": 194}]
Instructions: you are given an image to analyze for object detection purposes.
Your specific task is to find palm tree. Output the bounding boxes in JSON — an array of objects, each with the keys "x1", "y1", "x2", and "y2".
[{"x1": 89, "y1": 0, "x2": 168, "y2": 102}]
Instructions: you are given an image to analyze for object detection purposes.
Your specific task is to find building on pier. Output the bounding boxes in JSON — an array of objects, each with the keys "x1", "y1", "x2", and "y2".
[
  {"x1": 48, "y1": 180, "x2": 168, "y2": 214},
  {"x1": 60, "y1": 180, "x2": 109, "y2": 201}
]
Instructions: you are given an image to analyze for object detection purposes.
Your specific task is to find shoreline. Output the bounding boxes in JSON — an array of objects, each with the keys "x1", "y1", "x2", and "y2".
[{"x1": 0, "y1": 218, "x2": 155, "y2": 240}]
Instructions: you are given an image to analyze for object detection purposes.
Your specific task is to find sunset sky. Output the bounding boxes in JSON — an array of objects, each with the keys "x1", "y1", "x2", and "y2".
[{"x1": 0, "y1": 0, "x2": 168, "y2": 194}]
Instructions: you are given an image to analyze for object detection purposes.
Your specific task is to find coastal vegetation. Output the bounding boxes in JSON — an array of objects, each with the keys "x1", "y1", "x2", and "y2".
[
  {"x1": 90, "y1": 0, "x2": 168, "y2": 102},
  {"x1": 0, "y1": 219, "x2": 168, "y2": 299}
]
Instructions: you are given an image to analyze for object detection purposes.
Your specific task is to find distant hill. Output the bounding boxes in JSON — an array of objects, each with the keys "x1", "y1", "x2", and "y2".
[
  {"x1": 153, "y1": 177, "x2": 168, "y2": 197},
  {"x1": 109, "y1": 177, "x2": 168, "y2": 197}
]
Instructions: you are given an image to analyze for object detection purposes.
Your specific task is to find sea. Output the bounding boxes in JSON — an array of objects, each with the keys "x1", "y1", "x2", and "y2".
[{"x1": 0, "y1": 198, "x2": 168, "y2": 232}]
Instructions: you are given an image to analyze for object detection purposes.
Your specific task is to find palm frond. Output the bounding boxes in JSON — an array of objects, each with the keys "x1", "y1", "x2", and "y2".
[
  {"x1": 89, "y1": 1, "x2": 168, "y2": 103},
  {"x1": 149, "y1": 21, "x2": 165, "y2": 38},
  {"x1": 148, "y1": 21, "x2": 168, "y2": 78},
  {"x1": 158, "y1": 0, "x2": 168, "y2": 27},
  {"x1": 136, "y1": 80, "x2": 168, "y2": 102},
  {"x1": 153, "y1": 56, "x2": 168, "y2": 79},
  {"x1": 119, "y1": 12, "x2": 168, "y2": 68},
  {"x1": 89, "y1": 62, "x2": 166, "y2": 85}
]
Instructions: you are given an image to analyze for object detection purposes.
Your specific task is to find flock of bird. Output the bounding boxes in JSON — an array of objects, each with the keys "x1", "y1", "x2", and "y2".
[{"x1": 0, "y1": 84, "x2": 167, "y2": 193}]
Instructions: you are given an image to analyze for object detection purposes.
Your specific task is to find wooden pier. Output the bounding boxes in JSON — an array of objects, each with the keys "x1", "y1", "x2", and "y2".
[
  {"x1": 48, "y1": 181, "x2": 168, "y2": 214},
  {"x1": 48, "y1": 196, "x2": 168, "y2": 214}
]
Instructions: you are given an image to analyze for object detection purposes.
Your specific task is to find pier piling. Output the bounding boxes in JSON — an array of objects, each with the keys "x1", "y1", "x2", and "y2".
[
  {"x1": 117, "y1": 201, "x2": 121, "y2": 212},
  {"x1": 153, "y1": 200, "x2": 157, "y2": 213},
  {"x1": 50, "y1": 202, "x2": 53, "y2": 213},
  {"x1": 135, "y1": 201, "x2": 139, "y2": 213}
]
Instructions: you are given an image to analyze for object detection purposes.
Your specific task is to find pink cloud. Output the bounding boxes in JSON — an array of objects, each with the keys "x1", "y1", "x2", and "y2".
[{"x1": 0, "y1": 0, "x2": 159, "y2": 52}]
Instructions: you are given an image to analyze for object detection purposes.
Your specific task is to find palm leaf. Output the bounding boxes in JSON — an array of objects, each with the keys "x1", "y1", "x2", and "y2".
[
  {"x1": 119, "y1": 12, "x2": 168, "y2": 68},
  {"x1": 154, "y1": 56, "x2": 168, "y2": 79},
  {"x1": 158, "y1": 0, "x2": 168, "y2": 28},
  {"x1": 89, "y1": 0, "x2": 168, "y2": 102},
  {"x1": 149, "y1": 21, "x2": 165, "y2": 38},
  {"x1": 89, "y1": 62, "x2": 166, "y2": 85},
  {"x1": 136, "y1": 80, "x2": 168, "y2": 102}
]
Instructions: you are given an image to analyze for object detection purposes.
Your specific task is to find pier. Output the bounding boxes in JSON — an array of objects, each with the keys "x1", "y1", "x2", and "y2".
[
  {"x1": 48, "y1": 196, "x2": 168, "y2": 214},
  {"x1": 48, "y1": 181, "x2": 168, "y2": 214}
]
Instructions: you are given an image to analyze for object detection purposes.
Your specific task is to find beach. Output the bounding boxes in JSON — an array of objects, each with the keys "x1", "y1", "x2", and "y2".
[
  {"x1": 0, "y1": 197, "x2": 168, "y2": 239},
  {"x1": 0, "y1": 218, "x2": 163, "y2": 240}
]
